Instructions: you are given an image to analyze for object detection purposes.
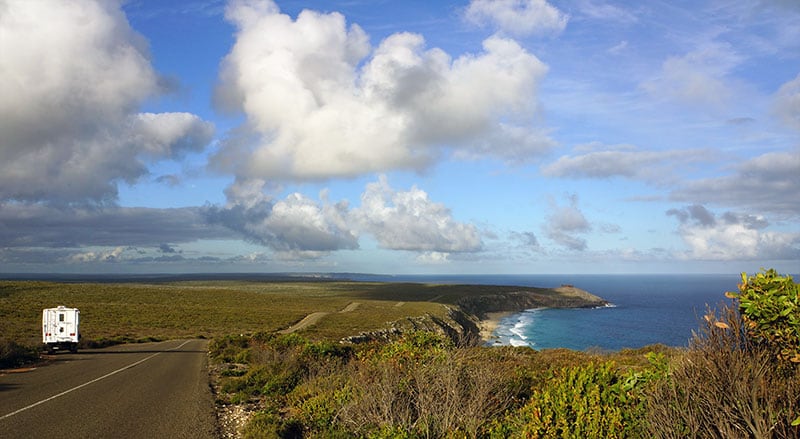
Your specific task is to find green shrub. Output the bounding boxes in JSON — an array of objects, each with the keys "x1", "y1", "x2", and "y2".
[
  {"x1": 494, "y1": 361, "x2": 649, "y2": 438},
  {"x1": 726, "y1": 269, "x2": 800, "y2": 363},
  {"x1": 368, "y1": 330, "x2": 454, "y2": 363},
  {"x1": 242, "y1": 409, "x2": 303, "y2": 439},
  {"x1": 209, "y1": 334, "x2": 252, "y2": 363},
  {"x1": 366, "y1": 425, "x2": 414, "y2": 439},
  {"x1": 0, "y1": 339, "x2": 39, "y2": 369},
  {"x1": 294, "y1": 386, "x2": 351, "y2": 433},
  {"x1": 215, "y1": 333, "x2": 353, "y2": 409},
  {"x1": 646, "y1": 301, "x2": 800, "y2": 438}
]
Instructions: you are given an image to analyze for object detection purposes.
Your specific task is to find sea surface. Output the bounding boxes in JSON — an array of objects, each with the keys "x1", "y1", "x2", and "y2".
[{"x1": 352, "y1": 273, "x2": 745, "y2": 351}]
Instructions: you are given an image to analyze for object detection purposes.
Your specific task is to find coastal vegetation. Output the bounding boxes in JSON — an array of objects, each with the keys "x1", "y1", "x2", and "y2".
[
  {"x1": 209, "y1": 269, "x2": 799, "y2": 438},
  {"x1": 1, "y1": 270, "x2": 798, "y2": 437}
]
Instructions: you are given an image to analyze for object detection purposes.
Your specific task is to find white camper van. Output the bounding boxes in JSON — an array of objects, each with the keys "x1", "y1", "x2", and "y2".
[{"x1": 42, "y1": 306, "x2": 80, "y2": 354}]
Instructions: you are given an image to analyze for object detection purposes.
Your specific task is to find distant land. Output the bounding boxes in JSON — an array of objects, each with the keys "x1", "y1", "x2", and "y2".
[{"x1": 0, "y1": 272, "x2": 374, "y2": 283}]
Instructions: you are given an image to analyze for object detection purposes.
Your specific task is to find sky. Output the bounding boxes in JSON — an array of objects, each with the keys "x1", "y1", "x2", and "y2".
[{"x1": 0, "y1": 0, "x2": 798, "y2": 275}]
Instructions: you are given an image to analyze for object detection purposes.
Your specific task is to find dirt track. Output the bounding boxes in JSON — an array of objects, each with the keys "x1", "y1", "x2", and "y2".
[{"x1": 278, "y1": 302, "x2": 361, "y2": 334}]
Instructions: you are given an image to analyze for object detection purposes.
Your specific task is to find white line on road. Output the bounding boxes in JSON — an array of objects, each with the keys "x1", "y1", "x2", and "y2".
[{"x1": 0, "y1": 340, "x2": 192, "y2": 421}]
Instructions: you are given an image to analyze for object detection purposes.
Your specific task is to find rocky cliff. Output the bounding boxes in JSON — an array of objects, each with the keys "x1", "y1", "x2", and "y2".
[
  {"x1": 456, "y1": 285, "x2": 608, "y2": 319},
  {"x1": 342, "y1": 285, "x2": 607, "y2": 346}
]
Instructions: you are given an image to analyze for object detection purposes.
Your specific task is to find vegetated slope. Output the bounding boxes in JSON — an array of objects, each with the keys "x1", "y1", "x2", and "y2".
[
  {"x1": 329, "y1": 283, "x2": 608, "y2": 344},
  {"x1": 0, "y1": 279, "x2": 606, "y2": 348}
]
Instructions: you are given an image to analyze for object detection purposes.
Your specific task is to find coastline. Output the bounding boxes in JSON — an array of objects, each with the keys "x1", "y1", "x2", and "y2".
[{"x1": 479, "y1": 311, "x2": 513, "y2": 344}]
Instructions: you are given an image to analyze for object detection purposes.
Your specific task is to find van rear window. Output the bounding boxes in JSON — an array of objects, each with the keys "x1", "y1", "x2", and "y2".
[{"x1": 59, "y1": 313, "x2": 65, "y2": 322}]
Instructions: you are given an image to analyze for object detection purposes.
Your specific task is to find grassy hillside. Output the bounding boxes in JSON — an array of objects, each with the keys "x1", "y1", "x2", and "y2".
[
  {"x1": 0, "y1": 279, "x2": 603, "y2": 346},
  {"x1": 0, "y1": 280, "x2": 457, "y2": 345}
]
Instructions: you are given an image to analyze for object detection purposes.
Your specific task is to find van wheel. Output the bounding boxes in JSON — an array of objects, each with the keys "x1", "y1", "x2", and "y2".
[{"x1": 70, "y1": 345, "x2": 78, "y2": 353}]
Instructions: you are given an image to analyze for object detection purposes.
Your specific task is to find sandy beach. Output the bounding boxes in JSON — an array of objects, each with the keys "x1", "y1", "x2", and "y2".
[{"x1": 479, "y1": 311, "x2": 513, "y2": 344}]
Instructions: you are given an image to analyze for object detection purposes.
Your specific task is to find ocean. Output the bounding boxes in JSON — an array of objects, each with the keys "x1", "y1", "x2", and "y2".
[{"x1": 354, "y1": 273, "x2": 745, "y2": 351}]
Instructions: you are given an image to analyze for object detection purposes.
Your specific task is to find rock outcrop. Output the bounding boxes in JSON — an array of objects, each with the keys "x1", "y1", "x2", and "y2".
[{"x1": 456, "y1": 285, "x2": 607, "y2": 319}]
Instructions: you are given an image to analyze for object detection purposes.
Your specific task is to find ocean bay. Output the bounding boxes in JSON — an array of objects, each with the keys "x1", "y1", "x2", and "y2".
[
  {"x1": 487, "y1": 274, "x2": 740, "y2": 350},
  {"x1": 359, "y1": 273, "x2": 744, "y2": 350}
]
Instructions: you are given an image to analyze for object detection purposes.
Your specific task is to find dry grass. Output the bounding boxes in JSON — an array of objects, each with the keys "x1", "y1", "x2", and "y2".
[
  {"x1": 340, "y1": 348, "x2": 519, "y2": 437},
  {"x1": 645, "y1": 304, "x2": 800, "y2": 438}
]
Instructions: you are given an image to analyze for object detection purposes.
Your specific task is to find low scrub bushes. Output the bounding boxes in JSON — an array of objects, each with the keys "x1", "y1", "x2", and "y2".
[
  {"x1": 214, "y1": 332, "x2": 352, "y2": 409},
  {"x1": 214, "y1": 331, "x2": 665, "y2": 438},
  {"x1": 215, "y1": 332, "x2": 529, "y2": 437},
  {"x1": 339, "y1": 332, "x2": 521, "y2": 437},
  {"x1": 646, "y1": 271, "x2": 800, "y2": 438},
  {"x1": 0, "y1": 339, "x2": 39, "y2": 369}
]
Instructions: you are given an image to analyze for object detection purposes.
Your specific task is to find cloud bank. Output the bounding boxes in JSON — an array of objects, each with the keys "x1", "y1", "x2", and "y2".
[
  {"x1": 667, "y1": 205, "x2": 800, "y2": 261},
  {"x1": 670, "y1": 151, "x2": 800, "y2": 219},
  {"x1": 0, "y1": 204, "x2": 236, "y2": 249},
  {"x1": 205, "y1": 176, "x2": 482, "y2": 260},
  {"x1": 542, "y1": 144, "x2": 711, "y2": 184}
]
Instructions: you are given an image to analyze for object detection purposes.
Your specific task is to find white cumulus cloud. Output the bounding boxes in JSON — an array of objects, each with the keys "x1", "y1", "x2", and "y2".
[
  {"x1": 68, "y1": 247, "x2": 126, "y2": 264},
  {"x1": 352, "y1": 176, "x2": 483, "y2": 253},
  {"x1": 416, "y1": 252, "x2": 451, "y2": 264},
  {"x1": 464, "y1": 0, "x2": 568, "y2": 36},
  {"x1": 0, "y1": 0, "x2": 213, "y2": 204},
  {"x1": 206, "y1": 176, "x2": 483, "y2": 259},
  {"x1": 212, "y1": 0, "x2": 551, "y2": 182}
]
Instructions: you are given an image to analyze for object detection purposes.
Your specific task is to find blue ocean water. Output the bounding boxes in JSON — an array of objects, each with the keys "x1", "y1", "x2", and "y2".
[
  {"x1": 353, "y1": 273, "x2": 744, "y2": 351},
  {"x1": 487, "y1": 274, "x2": 742, "y2": 350}
]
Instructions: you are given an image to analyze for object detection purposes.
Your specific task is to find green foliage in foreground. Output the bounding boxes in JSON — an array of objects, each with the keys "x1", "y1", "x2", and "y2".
[
  {"x1": 646, "y1": 301, "x2": 800, "y2": 438},
  {"x1": 217, "y1": 327, "x2": 799, "y2": 438},
  {"x1": 727, "y1": 269, "x2": 800, "y2": 363},
  {"x1": 491, "y1": 355, "x2": 667, "y2": 438},
  {"x1": 213, "y1": 331, "x2": 670, "y2": 438}
]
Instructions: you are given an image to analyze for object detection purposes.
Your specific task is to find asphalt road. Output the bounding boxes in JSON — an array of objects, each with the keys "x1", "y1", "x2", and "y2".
[{"x1": 0, "y1": 339, "x2": 218, "y2": 438}]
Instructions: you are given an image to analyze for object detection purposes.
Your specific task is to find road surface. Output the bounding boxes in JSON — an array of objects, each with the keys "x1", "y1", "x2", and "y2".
[{"x1": 0, "y1": 339, "x2": 218, "y2": 438}]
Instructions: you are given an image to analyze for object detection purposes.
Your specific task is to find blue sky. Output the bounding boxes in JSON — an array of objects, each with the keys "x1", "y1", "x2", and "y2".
[{"x1": 0, "y1": 0, "x2": 798, "y2": 274}]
